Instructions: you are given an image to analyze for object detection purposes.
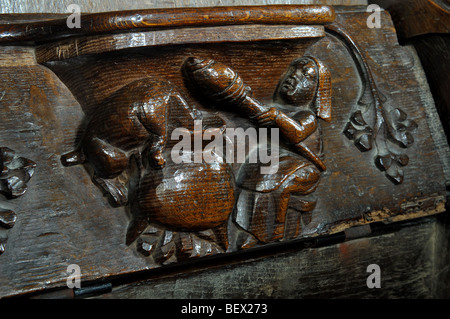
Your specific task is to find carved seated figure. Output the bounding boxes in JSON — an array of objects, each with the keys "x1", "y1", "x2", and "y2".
[
  {"x1": 234, "y1": 56, "x2": 332, "y2": 243},
  {"x1": 181, "y1": 55, "x2": 331, "y2": 244}
]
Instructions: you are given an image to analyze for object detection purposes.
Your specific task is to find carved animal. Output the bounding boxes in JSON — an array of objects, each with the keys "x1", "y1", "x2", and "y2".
[
  {"x1": 125, "y1": 118, "x2": 235, "y2": 246},
  {"x1": 61, "y1": 79, "x2": 199, "y2": 179}
]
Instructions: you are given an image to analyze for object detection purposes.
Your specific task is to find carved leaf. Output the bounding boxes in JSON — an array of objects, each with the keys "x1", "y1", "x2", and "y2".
[
  {"x1": 385, "y1": 108, "x2": 418, "y2": 148},
  {"x1": 0, "y1": 148, "x2": 36, "y2": 256},
  {"x1": 0, "y1": 209, "x2": 16, "y2": 229},
  {"x1": 351, "y1": 110, "x2": 368, "y2": 126},
  {"x1": 375, "y1": 154, "x2": 393, "y2": 171},
  {"x1": 0, "y1": 147, "x2": 36, "y2": 199},
  {"x1": 343, "y1": 111, "x2": 373, "y2": 152},
  {"x1": 354, "y1": 131, "x2": 373, "y2": 152},
  {"x1": 135, "y1": 224, "x2": 226, "y2": 263},
  {"x1": 386, "y1": 168, "x2": 404, "y2": 185}
]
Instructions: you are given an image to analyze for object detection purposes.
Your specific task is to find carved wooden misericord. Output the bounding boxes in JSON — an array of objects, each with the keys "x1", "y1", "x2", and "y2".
[{"x1": 0, "y1": 5, "x2": 447, "y2": 297}]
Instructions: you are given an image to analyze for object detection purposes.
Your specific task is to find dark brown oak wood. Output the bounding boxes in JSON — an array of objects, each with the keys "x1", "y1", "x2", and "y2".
[
  {"x1": 0, "y1": 5, "x2": 335, "y2": 44},
  {"x1": 372, "y1": 0, "x2": 450, "y2": 177},
  {"x1": 0, "y1": 0, "x2": 369, "y2": 15},
  {"x1": 0, "y1": 5, "x2": 448, "y2": 298},
  {"x1": 96, "y1": 216, "x2": 450, "y2": 299},
  {"x1": 372, "y1": 0, "x2": 450, "y2": 39},
  {"x1": 34, "y1": 25, "x2": 325, "y2": 63}
]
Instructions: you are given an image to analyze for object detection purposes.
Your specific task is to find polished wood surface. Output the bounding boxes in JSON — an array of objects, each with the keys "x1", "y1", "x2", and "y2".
[
  {"x1": 373, "y1": 0, "x2": 450, "y2": 39},
  {"x1": 0, "y1": 5, "x2": 335, "y2": 44},
  {"x1": 372, "y1": 0, "x2": 450, "y2": 178},
  {"x1": 0, "y1": 0, "x2": 368, "y2": 14},
  {"x1": 0, "y1": 5, "x2": 447, "y2": 298}
]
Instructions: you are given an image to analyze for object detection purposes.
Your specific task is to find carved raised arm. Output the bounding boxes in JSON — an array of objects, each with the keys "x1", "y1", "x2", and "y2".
[{"x1": 182, "y1": 57, "x2": 327, "y2": 171}]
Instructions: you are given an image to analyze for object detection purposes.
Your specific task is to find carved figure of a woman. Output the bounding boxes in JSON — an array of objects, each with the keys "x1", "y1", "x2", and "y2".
[{"x1": 234, "y1": 56, "x2": 332, "y2": 243}]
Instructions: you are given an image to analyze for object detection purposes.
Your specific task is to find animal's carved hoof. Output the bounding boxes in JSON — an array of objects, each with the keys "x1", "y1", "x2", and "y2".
[{"x1": 148, "y1": 149, "x2": 166, "y2": 169}]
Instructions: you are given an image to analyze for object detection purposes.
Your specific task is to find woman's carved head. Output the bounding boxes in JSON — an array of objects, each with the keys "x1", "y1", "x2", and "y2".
[
  {"x1": 275, "y1": 56, "x2": 332, "y2": 122},
  {"x1": 277, "y1": 57, "x2": 319, "y2": 107}
]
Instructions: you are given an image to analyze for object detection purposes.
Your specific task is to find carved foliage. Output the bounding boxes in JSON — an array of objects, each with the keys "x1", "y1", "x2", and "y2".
[
  {"x1": 57, "y1": 28, "x2": 417, "y2": 264},
  {"x1": 326, "y1": 23, "x2": 418, "y2": 184},
  {"x1": 0, "y1": 147, "x2": 36, "y2": 199},
  {"x1": 344, "y1": 103, "x2": 417, "y2": 184},
  {"x1": 0, "y1": 147, "x2": 36, "y2": 255}
]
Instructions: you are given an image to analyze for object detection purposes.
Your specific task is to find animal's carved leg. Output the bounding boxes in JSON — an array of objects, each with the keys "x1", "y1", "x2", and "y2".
[
  {"x1": 83, "y1": 137, "x2": 129, "y2": 179},
  {"x1": 92, "y1": 175, "x2": 129, "y2": 207},
  {"x1": 61, "y1": 149, "x2": 85, "y2": 167},
  {"x1": 143, "y1": 135, "x2": 166, "y2": 169},
  {"x1": 210, "y1": 223, "x2": 229, "y2": 252}
]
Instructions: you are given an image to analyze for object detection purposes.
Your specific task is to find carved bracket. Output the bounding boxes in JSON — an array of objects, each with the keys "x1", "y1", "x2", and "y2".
[
  {"x1": 0, "y1": 5, "x2": 448, "y2": 298},
  {"x1": 50, "y1": 12, "x2": 421, "y2": 263},
  {"x1": 0, "y1": 7, "x2": 445, "y2": 297}
]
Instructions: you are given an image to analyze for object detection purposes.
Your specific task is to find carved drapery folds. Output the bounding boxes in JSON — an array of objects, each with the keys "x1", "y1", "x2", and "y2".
[{"x1": 183, "y1": 56, "x2": 331, "y2": 244}]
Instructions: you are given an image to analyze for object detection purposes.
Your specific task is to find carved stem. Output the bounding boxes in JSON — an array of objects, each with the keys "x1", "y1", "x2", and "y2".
[
  {"x1": 326, "y1": 23, "x2": 417, "y2": 184},
  {"x1": 325, "y1": 23, "x2": 386, "y2": 137}
]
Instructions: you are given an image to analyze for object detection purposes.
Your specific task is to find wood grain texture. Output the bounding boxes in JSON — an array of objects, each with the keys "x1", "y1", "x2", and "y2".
[
  {"x1": 34, "y1": 25, "x2": 325, "y2": 63},
  {"x1": 0, "y1": 0, "x2": 368, "y2": 14},
  {"x1": 0, "y1": 6, "x2": 447, "y2": 298},
  {"x1": 0, "y1": 5, "x2": 335, "y2": 44},
  {"x1": 372, "y1": 0, "x2": 450, "y2": 39},
  {"x1": 97, "y1": 217, "x2": 450, "y2": 298},
  {"x1": 372, "y1": 0, "x2": 450, "y2": 184}
]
